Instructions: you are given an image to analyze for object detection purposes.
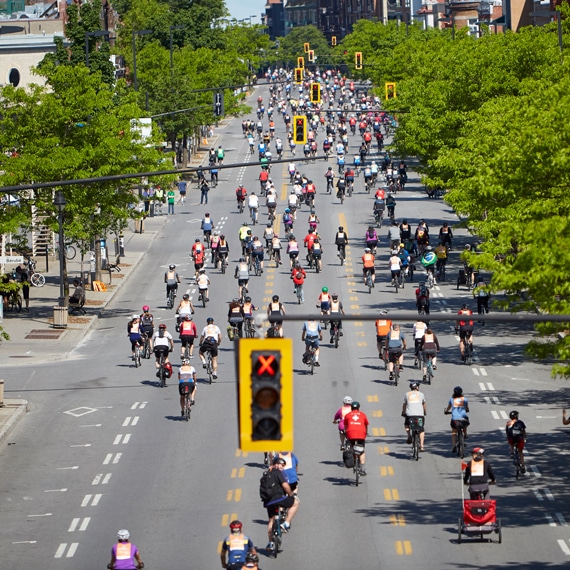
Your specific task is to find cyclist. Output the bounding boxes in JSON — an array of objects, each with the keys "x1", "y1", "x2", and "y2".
[
  {"x1": 217, "y1": 235, "x2": 229, "y2": 268},
  {"x1": 210, "y1": 231, "x2": 221, "y2": 262},
  {"x1": 375, "y1": 316, "x2": 392, "y2": 360},
  {"x1": 463, "y1": 447, "x2": 496, "y2": 499},
  {"x1": 362, "y1": 247, "x2": 375, "y2": 286},
  {"x1": 263, "y1": 223, "x2": 274, "y2": 250},
  {"x1": 473, "y1": 276, "x2": 490, "y2": 320},
  {"x1": 228, "y1": 298, "x2": 244, "y2": 338},
  {"x1": 324, "y1": 166, "x2": 335, "y2": 193},
  {"x1": 234, "y1": 257, "x2": 250, "y2": 299},
  {"x1": 238, "y1": 223, "x2": 251, "y2": 253},
  {"x1": 283, "y1": 208, "x2": 294, "y2": 235},
  {"x1": 220, "y1": 520, "x2": 257, "y2": 570},
  {"x1": 276, "y1": 450, "x2": 300, "y2": 492},
  {"x1": 444, "y1": 386, "x2": 470, "y2": 454},
  {"x1": 178, "y1": 358, "x2": 197, "y2": 415},
  {"x1": 271, "y1": 233, "x2": 282, "y2": 265},
  {"x1": 386, "y1": 324, "x2": 406, "y2": 381},
  {"x1": 301, "y1": 318, "x2": 322, "y2": 366},
  {"x1": 434, "y1": 241, "x2": 448, "y2": 280},
  {"x1": 333, "y1": 396, "x2": 353, "y2": 450},
  {"x1": 242, "y1": 296, "x2": 258, "y2": 330},
  {"x1": 287, "y1": 189, "x2": 298, "y2": 213},
  {"x1": 291, "y1": 262, "x2": 306, "y2": 303},
  {"x1": 308, "y1": 212, "x2": 320, "y2": 232},
  {"x1": 267, "y1": 295, "x2": 286, "y2": 336},
  {"x1": 344, "y1": 167, "x2": 355, "y2": 193},
  {"x1": 415, "y1": 282, "x2": 430, "y2": 314},
  {"x1": 373, "y1": 198, "x2": 385, "y2": 225},
  {"x1": 399, "y1": 219, "x2": 411, "y2": 242},
  {"x1": 311, "y1": 238, "x2": 323, "y2": 271},
  {"x1": 336, "y1": 175, "x2": 346, "y2": 199},
  {"x1": 139, "y1": 305, "x2": 154, "y2": 338},
  {"x1": 259, "y1": 168, "x2": 269, "y2": 191},
  {"x1": 329, "y1": 292, "x2": 345, "y2": 342},
  {"x1": 251, "y1": 236, "x2": 265, "y2": 273},
  {"x1": 335, "y1": 226, "x2": 349, "y2": 260},
  {"x1": 196, "y1": 268, "x2": 210, "y2": 303},
  {"x1": 317, "y1": 287, "x2": 331, "y2": 321},
  {"x1": 191, "y1": 239, "x2": 205, "y2": 276},
  {"x1": 505, "y1": 410, "x2": 526, "y2": 473},
  {"x1": 198, "y1": 317, "x2": 222, "y2": 380},
  {"x1": 402, "y1": 381, "x2": 426, "y2": 451},
  {"x1": 236, "y1": 185, "x2": 247, "y2": 209},
  {"x1": 127, "y1": 315, "x2": 143, "y2": 361},
  {"x1": 412, "y1": 319, "x2": 427, "y2": 366},
  {"x1": 344, "y1": 401, "x2": 369, "y2": 476},
  {"x1": 419, "y1": 327, "x2": 440, "y2": 382},
  {"x1": 263, "y1": 457, "x2": 299, "y2": 547},
  {"x1": 201, "y1": 213, "x2": 215, "y2": 244},
  {"x1": 179, "y1": 314, "x2": 197, "y2": 359},
  {"x1": 365, "y1": 226, "x2": 378, "y2": 253},
  {"x1": 164, "y1": 264, "x2": 180, "y2": 302},
  {"x1": 388, "y1": 250, "x2": 402, "y2": 286},
  {"x1": 387, "y1": 220, "x2": 400, "y2": 251},
  {"x1": 151, "y1": 323, "x2": 174, "y2": 374},
  {"x1": 438, "y1": 222, "x2": 453, "y2": 249},
  {"x1": 248, "y1": 192, "x2": 259, "y2": 222},
  {"x1": 216, "y1": 145, "x2": 225, "y2": 165},
  {"x1": 286, "y1": 234, "x2": 299, "y2": 268},
  {"x1": 108, "y1": 529, "x2": 143, "y2": 570},
  {"x1": 176, "y1": 294, "x2": 195, "y2": 329},
  {"x1": 457, "y1": 304, "x2": 475, "y2": 362}
]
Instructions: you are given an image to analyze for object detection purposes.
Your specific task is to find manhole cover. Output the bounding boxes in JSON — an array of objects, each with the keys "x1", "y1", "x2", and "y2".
[{"x1": 25, "y1": 329, "x2": 66, "y2": 340}]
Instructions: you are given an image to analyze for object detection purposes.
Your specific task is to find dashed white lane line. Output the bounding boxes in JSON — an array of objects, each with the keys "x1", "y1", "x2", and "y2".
[
  {"x1": 68, "y1": 517, "x2": 90, "y2": 532},
  {"x1": 27, "y1": 513, "x2": 52, "y2": 517},
  {"x1": 529, "y1": 465, "x2": 541, "y2": 478},
  {"x1": 81, "y1": 494, "x2": 102, "y2": 507},
  {"x1": 546, "y1": 514, "x2": 557, "y2": 527},
  {"x1": 80, "y1": 424, "x2": 102, "y2": 427},
  {"x1": 484, "y1": 396, "x2": 500, "y2": 405},
  {"x1": 131, "y1": 401, "x2": 148, "y2": 409},
  {"x1": 557, "y1": 513, "x2": 567, "y2": 526},
  {"x1": 44, "y1": 488, "x2": 67, "y2": 493},
  {"x1": 122, "y1": 416, "x2": 140, "y2": 427},
  {"x1": 70, "y1": 444, "x2": 91, "y2": 448},
  {"x1": 103, "y1": 453, "x2": 122, "y2": 465},
  {"x1": 91, "y1": 474, "x2": 112, "y2": 486},
  {"x1": 55, "y1": 543, "x2": 78, "y2": 558},
  {"x1": 558, "y1": 539, "x2": 570, "y2": 555},
  {"x1": 13, "y1": 541, "x2": 38, "y2": 544},
  {"x1": 491, "y1": 411, "x2": 500, "y2": 420},
  {"x1": 112, "y1": 434, "x2": 131, "y2": 445},
  {"x1": 57, "y1": 466, "x2": 79, "y2": 470}
]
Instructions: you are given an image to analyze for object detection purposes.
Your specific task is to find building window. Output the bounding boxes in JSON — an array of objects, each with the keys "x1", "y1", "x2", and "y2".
[{"x1": 8, "y1": 68, "x2": 20, "y2": 87}]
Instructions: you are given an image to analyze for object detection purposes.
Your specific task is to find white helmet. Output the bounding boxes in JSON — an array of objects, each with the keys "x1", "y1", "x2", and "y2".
[
  {"x1": 117, "y1": 529, "x2": 130, "y2": 540},
  {"x1": 343, "y1": 396, "x2": 353, "y2": 405}
]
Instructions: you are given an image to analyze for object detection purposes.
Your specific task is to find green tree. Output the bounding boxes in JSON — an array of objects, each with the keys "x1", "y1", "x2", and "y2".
[{"x1": 274, "y1": 25, "x2": 331, "y2": 67}]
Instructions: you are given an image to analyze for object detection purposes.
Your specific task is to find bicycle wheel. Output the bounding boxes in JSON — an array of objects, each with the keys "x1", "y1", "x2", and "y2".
[
  {"x1": 201, "y1": 292, "x2": 206, "y2": 309},
  {"x1": 514, "y1": 450, "x2": 520, "y2": 479},
  {"x1": 334, "y1": 333, "x2": 339, "y2": 349},
  {"x1": 160, "y1": 367, "x2": 166, "y2": 388},
  {"x1": 134, "y1": 346, "x2": 141, "y2": 368},
  {"x1": 354, "y1": 456, "x2": 360, "y2": 487},
  {"x1": 31, "y1": 273, "x2": 45, "y2": 287},
  {"x1": 412, "y1": 432, "x2": 419, "y2": 461},
  {"x1": 427, "y1": 361, "x2": 433, "y2": 385},
  {"x1": 184, "y1": 395, "x2": 191, "y2": 421},
  {"x1": 221, "y1": 259, "x2": 226, "y2": 274},
  {"x1": 457, "y1": 430, "x2": 464, "y2": 459},
  {"x1": 207, "y1": 356, "x2": 213, "y2": 384},
  {"x1": 11, "y1": 294, "x2": 22, "y2": 313},
  {"x1": 65, "y1": 244, "x2": 77, "y2": 260},
  {"x1": 167, "y1": 291, "x2": 174, "y2": 309},
  {"x1": 309, "y1": 357, "x2": 314, "y2": 375}
]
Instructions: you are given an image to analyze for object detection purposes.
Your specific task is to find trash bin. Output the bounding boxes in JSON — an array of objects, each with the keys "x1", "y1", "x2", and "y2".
[
  {"x1": 149, "y1": 202, "x2": 155, "y2": 218},
  {"x1": 53, "y1": 306, "x2": 68, "y2": 329},
  {"x1": 83, "y1": 271, "x2": 90, "y2": 286}
]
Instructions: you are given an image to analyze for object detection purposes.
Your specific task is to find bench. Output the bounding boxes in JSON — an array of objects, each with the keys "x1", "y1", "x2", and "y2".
[{"x1": 69, "y1": 293, "x2": 86, "y2": 315}]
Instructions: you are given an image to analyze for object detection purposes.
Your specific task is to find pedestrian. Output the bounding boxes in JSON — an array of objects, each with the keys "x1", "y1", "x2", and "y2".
[
  {"x1": 177, "y1": 179, "x2": 187, "y2": 205},
  {"x1": 167, "y1": 186, "x2": 175, "y2": 215},
  {"x1": 473, "y1": 277, "x2": 490, "y2": 320},
  {"x1": 16, "y1": 264, "x2": 30, "y2": 311},
  {"x1": 200, "y1": 179, "x2": 210, "y2": 205}
]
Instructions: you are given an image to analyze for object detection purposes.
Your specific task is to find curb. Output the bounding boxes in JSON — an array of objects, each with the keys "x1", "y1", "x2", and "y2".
[{"x1": 0, "y1": 399, "x2": 29, "y2": 446}]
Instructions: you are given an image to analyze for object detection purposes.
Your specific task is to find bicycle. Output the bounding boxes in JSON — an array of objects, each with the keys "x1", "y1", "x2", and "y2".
[
  {"x1": 133, "y1": 341, "x2": 142, "y2": 368},
  {"x1": 389, "y1": 352, "x2": 401, "y2": 386},
  {"x1": 304, "y1": 345, "x2": 317, "y2": 375},
  {"x1": 337, "y1": 245, "x2": 345, "y2": 266},
  {"x1": 157, "y1": 355, "x2": 167, "y2": 388},
  {"x1": 513, "y1": 446, "x2": 523, "y2": 479},
  {"x1": 295, "y1": 284, "x2": 303, "y2": 304},
  {"x1": 365, "y1": 269, "x2": 374, "y2": 293},
  {"x1": 167, "y1": 288, "x2": 176, "y2": 310},
  {"x1": 374, "y1": 207, "x2": 384, "y2": 228},
  {"x1": 182, "y1": 341, "x2": 192, "y2": 361},
  {"x1": 463, "y1": 338, "x2": 473, "y2": 365},
  {"x1": 198, "y1": 288, "x2": 208, "y2": 308},
  {"x1": 330, "y1": 321, "x2": 341, "y2": 348},
  {"x1": 216, "y1": 251, "x2": 227, "y2": 274},
  {"x1": 253, "y1": 256, "x2": 262, "y2": 277},
  {"x1": 6, "y1": 289, "x2": 22, "y2": 312},
  {"x1": 409, "y1": 417, "x2": 423, "y2": 461},
  {"x1": 56, "y1": 243, "x2": 77, "y2": 260},
  {"x1": 352, "y1": 442, "x2": 365, "y2": 486},
  {"x1": 392, "y1": 271, "x2": 403, "y2": 293},
  {"x1": 270, "y1": 505, "x2": 287, "y2": 558},
  {"x1": 250, "y1": 207, "x2": 258, "y2": 225},
  {"x1": 26, "y1": 258, "x2": 45, "y2": 287},
  {"x1": 237, "y1": 198, "x2": 245, "y2": 214},
  {"x1": 142, "y1": 333, "x2": 152, "y2": 359},
  {"x1": 424, "y1": 352, "x2": 435, "y2": 385},
  {"x1": 204, "y1": 350, "x2": 214, "y2": 384},
  {"x1": 244, "y1": 317, "x2": 255, "y2": 338},
  {"x1": 347, "y1": 180, "x2": 354, "y2": 197},
  {"x1": 181, "y1": 385, "x2": 192, "y2": 422}
]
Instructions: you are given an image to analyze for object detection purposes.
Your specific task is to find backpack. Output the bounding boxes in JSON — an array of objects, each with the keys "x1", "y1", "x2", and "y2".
[
  {"x1": 141, "y1": 314, "x2": 153, "y2": 327},
  {"x1": 259, "y1": 469, "x2": 280, "y2": 502},
  {"x1": 283, "y1": 213, "x2": 292, "y2": 223},
  {"x1": 419, "y1": 285, "x2": 428, "y2": 298}
]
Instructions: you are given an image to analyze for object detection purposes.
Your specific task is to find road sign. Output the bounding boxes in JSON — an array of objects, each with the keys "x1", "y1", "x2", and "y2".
[{"x1": 0, "y1": 256, "x2": 23, "y2": 264}]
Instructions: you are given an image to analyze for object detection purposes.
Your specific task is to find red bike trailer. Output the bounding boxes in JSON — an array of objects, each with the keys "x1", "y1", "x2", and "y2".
[{"x1": 458, "y1": 500, "x2": 502, "y2": 544}]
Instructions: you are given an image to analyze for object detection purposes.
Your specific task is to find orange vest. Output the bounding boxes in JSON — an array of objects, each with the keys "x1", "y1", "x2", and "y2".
[
  {"x1": 376, "y1": 320, "x2": 392, "y2": 336},
  {"x1": 362, "y1": 253, "x2": 374, "y2": 268}
]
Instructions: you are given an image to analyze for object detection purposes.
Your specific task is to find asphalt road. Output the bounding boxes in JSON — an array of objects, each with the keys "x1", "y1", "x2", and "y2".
[{"x1": 1, "y1": 81, "x2": 570, "y2": 570}]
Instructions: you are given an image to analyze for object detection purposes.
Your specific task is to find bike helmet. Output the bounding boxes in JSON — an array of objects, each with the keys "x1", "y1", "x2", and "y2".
[
  {"x1": 331, "y1": 292, "x2": 338, "y2": 299},
  {"x1": 207, "y1": 317, "x2": 214, "y2": 323},
  {"x1": 253, "y1": 236, "x2": 259, "y2": 241},
  {"x1": 453, "y1": 386, "x2": 463, "y2": 397},
  {"x1": 185, "y1": 314, "x2": 193, "y2": 321},
  {"x1": 472, "y1": 447, "x2": 484, "y2": 457},
  {"x1": 220, "y1": 234, "x2": 225, "y2": 240},
  {"x1": 117, "y1": 529, "x2": 130, "y2": 541},
  {"x1": 351, "y1": 401, "x2": 361, "y2": 410},
  {"x1": 343, "y1": 396, "x2": 353, "y2": 405},
  {"x1": 199, "y1": 268, "x2": 206, "y2": 273},
  {"x1": 142, "y1": 305, "x2": 149, "y2": 312},
  {"x1": 339, "y1": 226, "x2": 344, "y2": 231},
  {"x1": 285, "y1": 208, "x2": 290, "y2": 212},
  {"x1": 205, "y1": 212, "x2": 210, "y2": 217},
  {"x1": 183, "y1": 294, "x2": 189, "y2": 300},
  {"x1": 400, "y1": 243, "x2": 405, "y2": 249},
  {"x1": 131, "y1": 314, "x2": 139, "y2": 320},
  {"x1": 509, "y1": 410, "x2": 519, "y2": 420},
  {"x1": 229, "y1": 520, "x2": 243, "y2": 532},
  {"x1": 462, "y1": 303, "x2": 469, "y2": 310},
  {"x1": 328, "y1": 166, "x2": 332, "y2": 170},
  {"x1": 321, "y1": 287, "x2": 328, "y2": 293},
  {"x1": 267, "y1": 223, "x2": 272, "y2": 227},
  {"x1": 272, "y1": 295, "x2": 279, "y2": 302},
  {"x1": 169, "y1": 264, "x2": 176, "y2": 270},
  {"x1": 181, "y1": 358, "x2": 190, "y2": 365},
  {"x1": 245, "y1": 296, "x2": 252, "y2": 303},
  {"x1": 409, "y1": 381, "x2": 419, "y2": 389},
  {"x1": 159, "y1": 323, "x2": 167, "y2": 329},
  {"x1": 239, "y1": 257, "x2": 245, "y2": 262},
  {"x1": 364, "y1": 248, "x2": 371, "y2": 253},
  {"x1": 195, "y1": 238, "x2": 201, "y2": 243},
  {"x1": 272, "y1": 456, "x2": 286, "y2": 465}
]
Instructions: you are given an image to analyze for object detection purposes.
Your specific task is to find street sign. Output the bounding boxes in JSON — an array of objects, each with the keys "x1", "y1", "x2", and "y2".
[{"x1": 0, "y1": 256, "x2": 23, "y2": 264}]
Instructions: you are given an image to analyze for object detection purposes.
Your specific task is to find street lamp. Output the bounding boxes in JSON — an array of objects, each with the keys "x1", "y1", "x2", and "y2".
[
  {"x1": 54, "y1": 191, "x2": 67, "y2": 307},
  {"x1": 438, "y1": 15, "x2": 455, "y2": 39},
  {"x1": 249, "y1": 15, "x2": 257, "y2": 26},
  {"x1": 169, "y1": 25, "x2": 184, "y2": 70},
  {"x1": 132, "y1": 29, "x2": 152, "y2": 91},
  {"x1": 85, "y1": 30, "x2": 110, "y2": 67}
]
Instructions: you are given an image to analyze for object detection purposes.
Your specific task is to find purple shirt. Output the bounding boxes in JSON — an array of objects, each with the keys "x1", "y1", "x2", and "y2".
[{"x1": 112, "y1": 542, "x2": 138, "y2": 569}]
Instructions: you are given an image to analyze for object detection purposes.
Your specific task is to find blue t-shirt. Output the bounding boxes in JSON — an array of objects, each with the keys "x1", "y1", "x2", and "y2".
[
  {"x1": 177, "y1": 180, "x2": 187, "y2": 193},
  {"x1": 448, "y1": 396, "x2": 468, "y2": 421}
]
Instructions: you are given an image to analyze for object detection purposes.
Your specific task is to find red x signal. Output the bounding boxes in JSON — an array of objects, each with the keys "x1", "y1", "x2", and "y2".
[{"x1": 256, "y1": 354, "x2": 276, "y2": 376}]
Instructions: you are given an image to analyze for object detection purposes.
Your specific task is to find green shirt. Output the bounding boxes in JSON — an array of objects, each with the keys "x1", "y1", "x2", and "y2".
[{"x1": 167, "y1": 190, "x2": 175, "y2": 204}]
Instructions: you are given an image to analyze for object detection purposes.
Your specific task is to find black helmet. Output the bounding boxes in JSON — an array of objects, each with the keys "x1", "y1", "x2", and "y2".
[
  {"x1": 339, "y1": 226, "x2": 344, "y2": 231},
  {"x1": 183, "y1": 294, "x2": 189, "y2": 300},
  {"x1": 461, "y1": 304, "x2": 468, "y2": 310},
  {"x1": 409, "y1": 381, "x2": 419, "y2": 389},
  {"x1": 272, "y1": 295, "x2": 279, "y2": 302},
  {"x1": 351, "y1": 401, "x2": 360, "y2": 410},
  {"x1": 272, "y1": 456, "x2": 286, "y2": 465},
  {"x1": 509, "y1": 410, "x2": 519, "y2": 420},
  {"x1": 206, "y1": 317, "x2": 214, "y2": 323},
  {"x1": 453, "y1": 386, "x2": 463, "y2": 397}
]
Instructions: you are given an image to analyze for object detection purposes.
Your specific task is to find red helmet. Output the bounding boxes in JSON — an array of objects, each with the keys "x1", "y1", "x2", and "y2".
[
  {"x1": 229, "y1": 520, "x2": 242, "y2": 532},
  {"x1": 142, "y1": 305, "x2": 149, "y2": 312}
]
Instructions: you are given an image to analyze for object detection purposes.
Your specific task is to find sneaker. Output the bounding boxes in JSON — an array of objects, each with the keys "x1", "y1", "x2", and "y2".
[
  {"x1": 340, "y1": 331, "x2": 343, "y2": 336},
  {"x1": 314, "y1": 362, "x2": 320, "y2": 367},
  {"x1": 423, "y1": 375, "x2": 427, "y2": 382},
  {"x1": 213, "y1": 373, "x2": 218, "y2": 379},
  {"x1": 190, "y1": 355, "x2": 194, "y2": 359},
  {"x1": 433, "y1": 365, "x2": 437, "y2": 370},
  {"x1": 520, "y1": 466, "x2": 526, "y2": 474},
  {"x1": 203, "y1": 364, "x2": 207, "y2": 369},
  {"x1": 156, "y1": 370, "x2": 160, "y2": 378},
  {"x1": 389, "y1": 372, "x2": 394, "y2": 381},
  {"x1": 452, "y1": 446, "x2": 457, "y2": 454},
  {"x1": 267, "y1": 542, "x2": 275, "y2": 550},
  {"x1": 181, "y1": 410, "x2": 185, "y2": 417},
  {"x1": 406, "y1": 434, "x2": 412, "y2": 445},
  {"x1": 191, "y1": 399, "x2": 195, "y2": 406},
  {"x1": 340, "y1": 444, "x2": 346, "y2": 451},
  {"x1": 359, "y1": 469, "x2": 367, "y2": 476},
  {"x1": 280, "y1": 522, "x2": 291, "y2": 533}
]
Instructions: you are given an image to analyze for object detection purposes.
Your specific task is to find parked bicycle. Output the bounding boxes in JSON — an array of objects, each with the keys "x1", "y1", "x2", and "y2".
[{"x1": 26, "y1": 258, "x2": 45, "y2": 287}]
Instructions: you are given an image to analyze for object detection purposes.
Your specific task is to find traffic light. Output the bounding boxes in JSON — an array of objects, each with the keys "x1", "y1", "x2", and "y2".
[
  {"x1": 213, "y1": 92, "x2": 224, "y2": 117},
  {"x1": 304, "y1": 42, "x2": 310, "y2": 53},
  {"x1": 385, "y1": 82, "x2": 397, "y2": 99},
  {"x1": 238, "y1": 338, "x2": 293, "y2": 452},
  {"x1": 332, "y1": 36, "x2": 337, "y2": 46},
  {"x1": 308, "y1": 49, "x2": 314, "y2": 63},
  {"x1": 355, "y1": 52, "x2": 363, "y2": 70},
  {"x1": 297, "y1": 56, "x2": 304, "y2": 69},
  {"x1": 294, "y1": 67, "x2": 303, "y2": 84},
  {"x1": 293, "y1": 115, "x2": 307, "y2": 144},
  {"x1": 310, "y1": 83, "x2": 321, "y2": 104}
]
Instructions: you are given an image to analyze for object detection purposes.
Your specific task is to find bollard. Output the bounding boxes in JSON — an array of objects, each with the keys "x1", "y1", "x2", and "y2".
[
  {"x1": 119, "y1": 233, "x2": 125, "y2": 257},
  {"x1": 0, "y1": 378, "x2": 4, "y2": 407}
]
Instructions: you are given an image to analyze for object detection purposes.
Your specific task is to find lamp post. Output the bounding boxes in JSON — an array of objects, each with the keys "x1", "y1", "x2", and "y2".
[
  {"x1": 85, "y1": 30, "x2": 110, "y2": 67},
  {"x1": 132, "y1": 29, "x2": 152, "y2": 90},
  {"x1": 438, "y1": 15, "x2": 455, "y2": 39},
  {"x1": 169, "y1": 25, "x2": 184, "y2": 70},
  {"x1": 249, "y1": 15, "x2": 257, "y2": 26},
  {"x1": 54, "y1": 191, "x2": 67, "y2": 307}
]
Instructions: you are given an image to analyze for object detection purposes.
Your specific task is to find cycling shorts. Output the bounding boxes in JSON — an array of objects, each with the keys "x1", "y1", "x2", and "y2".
[
  {"x1": 265, "y1": 494, "x2": 295, "y2": 518},
  {"x1": 388, "y1": 348, "x2": 403, "y2": 362},
  {"x1": 376, "y1": 335, "x2": 388, "y2": 345},
  {"x1": 459, "y1": 327, "x2": 474, "y2": 340},
  {"x1": 237, "y1": 279, "x2": 249, "y2": 287},
  {"x1": 179, "y1": 381, "x2": 195, "y2": 396},
  {"x1": 347, "y1": 438, "x2": 365, "y2": 448},
  {"x1": 253, "y1": 252, "x2": 264, "y2": 260},
  {"x1": 320, "y1": 302, "x2": 330, "y2": 311},
  {"x1": 289, "y1": 251, "x2": 299, "y2": 259},
  {"x1": 405, "y1": 416, "x2": 425, "y2": 432},
  {"x1": 451, "y1": 418, "x2": 469, "y2": 430},
  {"x1": 305, "y1": 337, "x2": 319, "y2": 349},
  {"x1": 154, "y1": 345, "x2": 170, "y2": 357},
  {"x1": 508, "y1": 436, "x2": 525, "y2": 450},
  {"x1": 363, "y1": 267, "x2": 375, "y2": 275},
  {"x1": 200, "y1": 341, "x2": 218, "y2": 357},
  {"x1": 180, "y1": 336, "x2": 195, "y2": 347}
]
